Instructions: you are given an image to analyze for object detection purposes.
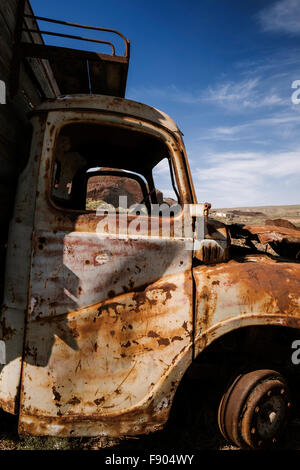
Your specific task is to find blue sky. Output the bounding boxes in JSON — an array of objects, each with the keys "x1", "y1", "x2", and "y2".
[{"x1": 30, "y1": 0, "x2": 300, "y2": 208}]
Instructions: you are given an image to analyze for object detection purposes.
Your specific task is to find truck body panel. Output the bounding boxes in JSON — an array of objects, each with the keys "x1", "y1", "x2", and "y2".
[{"x1": 193, "y1": 255, "x2": 300, "y2": 355}]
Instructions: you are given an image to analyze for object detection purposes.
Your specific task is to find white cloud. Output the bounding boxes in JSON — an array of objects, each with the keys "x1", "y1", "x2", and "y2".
[
  {"x1": 129, "y1": 78, "x2": 287, "y2": 111},
  {"x1": 194, "y1": 149, "x2": 300, "y2": 207},
  {"x1": 258, "y1": 0, "x2": 300, "y2": 35},
  {"x1": 205, "y1": 78, "x2": 259, "y2": 106},
  {"x1": 261, "y1": 94, "x2": 285, "y2": 106},
  {"x1": 197, "y1": 110, "x2": 300, "y2": 143},
  {"x1": 203, "y1": 77, "x2": 287, "y2": 110}
]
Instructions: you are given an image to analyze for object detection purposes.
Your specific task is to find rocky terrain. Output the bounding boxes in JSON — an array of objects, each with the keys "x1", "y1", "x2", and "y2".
[
  {"x1": 85, "y1": 172, "x2": 176, "y2": 210},
  {"x1": 210, "y1": 205, "x2": 300, "y2": 261}
]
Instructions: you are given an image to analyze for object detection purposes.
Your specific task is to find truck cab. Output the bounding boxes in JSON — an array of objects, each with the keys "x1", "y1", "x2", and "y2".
[{"x1": 0, "y1": 92, "x2": 205, "y2": 435}]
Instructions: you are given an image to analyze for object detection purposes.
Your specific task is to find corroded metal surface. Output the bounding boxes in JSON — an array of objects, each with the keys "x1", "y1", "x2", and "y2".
[
  {"x1": 243, "y1": 224, "x2": 300, "y2": 245},
  {"x1": 31, "y1": 95, "x2": 183, "y2": 138},
  {"x1": 0, "y1": 116, "x2": 46, "y2": 414},
  {"x1": 193, "y1": 254, "x2": 300, "y2": 355},
  {"x1": 19, "y1": 274, "x2": 193, "y2": 436},
  {"x1": 29, "y1": 233, "x2": 191, "y2": 319},
  {"x1": 194, "y1": 218, "x2": 229, "y2": 264},
  {"x1": 244, "y1": 224, "x2": 300, "y2": 259},
  {"x1": 194, "y1": 239, "x2": 228, "y2": 264},
  {"x1": 15, "y1": 106, "x2": 194, "y2": 436}
]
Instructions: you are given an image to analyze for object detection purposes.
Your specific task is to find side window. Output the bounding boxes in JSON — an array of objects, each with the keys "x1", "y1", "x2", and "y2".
[
  {"x1": 152, "y1": 157, "x2": 180, "y2": 207},
  {"x1": 85, "y1": 171, "x2": 147, "y2": 212},
  {"x1": 50, "y1": 122, "x2": 182, "y2": 216}
]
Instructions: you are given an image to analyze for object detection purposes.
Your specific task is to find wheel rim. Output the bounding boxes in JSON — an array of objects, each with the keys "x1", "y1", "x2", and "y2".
[{"x1": 218, "y1": 369, "x2": 291, "y2": 449}]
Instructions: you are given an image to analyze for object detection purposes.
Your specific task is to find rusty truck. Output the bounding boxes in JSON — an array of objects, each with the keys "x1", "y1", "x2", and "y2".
[{"x1": 1, "y1": 0, "x2": 300, "y2": 450}]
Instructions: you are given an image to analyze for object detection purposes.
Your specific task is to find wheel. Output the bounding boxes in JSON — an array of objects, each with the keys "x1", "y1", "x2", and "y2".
[{"x1": 218, "y1": 369, "x2": 291, "y2": 449}]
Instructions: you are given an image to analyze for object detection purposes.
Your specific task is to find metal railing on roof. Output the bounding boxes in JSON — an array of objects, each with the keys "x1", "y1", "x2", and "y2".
[
  {"x1": 11, "y1": 0, "x2": 130, "y2": 99},
  {"x1": 23, "y1": 14, "x2": 130, "y2": 58}
]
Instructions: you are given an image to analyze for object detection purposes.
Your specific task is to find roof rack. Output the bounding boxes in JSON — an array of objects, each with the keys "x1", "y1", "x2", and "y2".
[{"x1": 11, "y1": 0, "x2": 130, "y2": 99}]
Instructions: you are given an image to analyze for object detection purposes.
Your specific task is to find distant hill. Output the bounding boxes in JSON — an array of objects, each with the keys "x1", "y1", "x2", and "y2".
[
  {"x1": 214, "y1": 204, "x2": 300, "y2": 215},
  {"x1": 211, "y1": 204, "x2": 300, "y2": 227}
]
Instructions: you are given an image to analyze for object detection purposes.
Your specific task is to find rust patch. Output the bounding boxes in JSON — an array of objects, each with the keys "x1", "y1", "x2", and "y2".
[
  {"x1": 194, "y1": 255, "x2": 300, "y2": 352},
  {"x1": 182, "y1": 321, "x2": 188, "y2": 332},
  {"x1": 171, "y1": 336, "x2": 183, "y2": 342},
  {"x1": 1, "y1": 318, "x2": 17, "y2": 341},
  {"x1": 70, "y1": 327, "x2": 79, "y2": 338},
  {"x1": 183, "y1": 271, "x2": 192, "y2": 298},
  {"x1": 97, "y1": 302, "x2": 124, "y2": 317},
  {"x1": 156, "y1": 283, "x2": 177, "y2": 305},
  {"x1": 157, "y1": 337, "x2": 170, "y2": 346},
  {"x1": 132, "y1": 282, "x2": 177, "y2": 312},
  {"x1": 52, "y1": 387, "x2": 61, "y2": 402},
  {"x1": 226, "y1": 259, "x2": 300, "y2": 314},
  {"x1": 148, "y1": 331, "x2": 159, "y2": 338},
  {"x1": 24, "y1": 345, "x2": 38, "y2": 363},
  {"x1": 94, "y1": 397, "x2": 105, "y2": 406},
  {"x1": 198, "y1": 283, "x2": 218, "y2": 333},
  {"x1": 0, "y1": 397, "x2": 17, "y2": 415},
  {"x1": 67, "y1": 397, "x2": 81, "y2": 405}
]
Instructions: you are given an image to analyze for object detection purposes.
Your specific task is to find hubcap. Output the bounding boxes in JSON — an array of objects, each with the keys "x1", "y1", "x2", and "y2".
[
  {"x1": 256, "y1": 395, "x2": 286, "y2": 439},
  {"x1": 218, "y1": 369, "x2": 291, "y2": 449}
]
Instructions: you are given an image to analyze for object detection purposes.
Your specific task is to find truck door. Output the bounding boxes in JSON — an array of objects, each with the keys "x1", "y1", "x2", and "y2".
[{"x1": 18, "y1": 116, "x2": 194, "y2": 436}]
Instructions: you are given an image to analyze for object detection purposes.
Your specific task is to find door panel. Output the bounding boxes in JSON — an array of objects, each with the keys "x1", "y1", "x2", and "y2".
[{"x1": 19, "y1": 213, "x2": 194, "y2": 435}]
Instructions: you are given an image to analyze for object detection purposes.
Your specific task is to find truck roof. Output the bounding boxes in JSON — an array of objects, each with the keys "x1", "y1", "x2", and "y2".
[{"x1": 32, "y1": 94, "x2": 182, "y2": 136}]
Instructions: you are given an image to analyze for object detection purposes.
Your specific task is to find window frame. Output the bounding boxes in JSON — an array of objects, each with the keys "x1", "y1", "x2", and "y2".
[{"x1": 45, "y1": 112, "x2": 193, "y2": 219}]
